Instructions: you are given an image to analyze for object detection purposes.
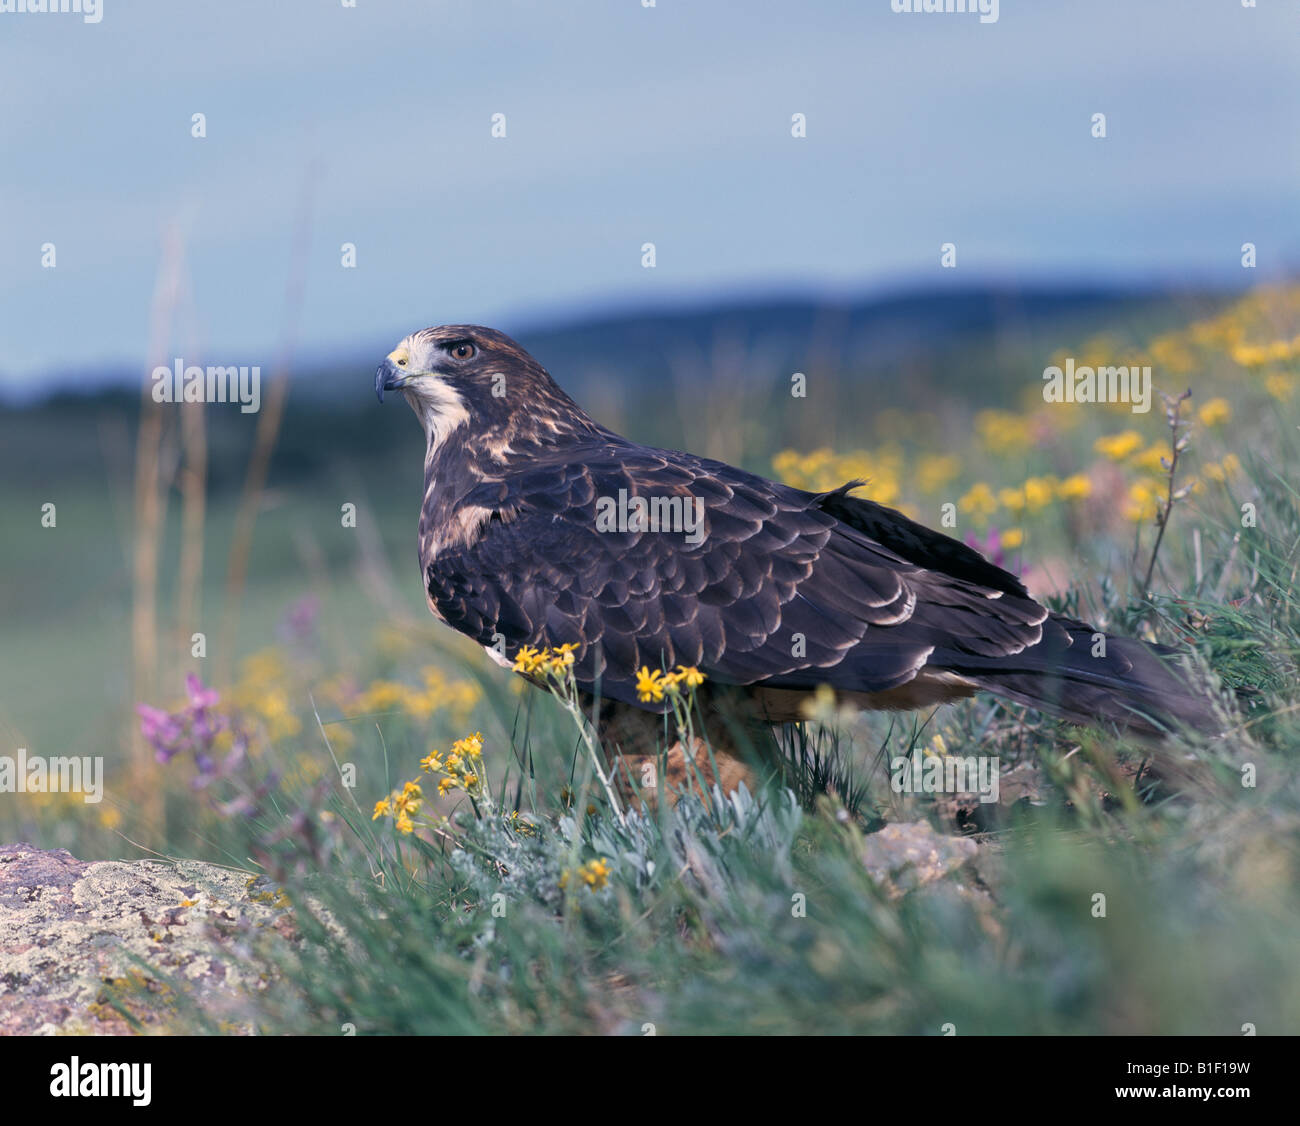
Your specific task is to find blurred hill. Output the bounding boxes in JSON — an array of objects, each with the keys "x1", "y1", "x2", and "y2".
[{"x1": 1, "y1": 283, "x2": 1236, "y2": 488}]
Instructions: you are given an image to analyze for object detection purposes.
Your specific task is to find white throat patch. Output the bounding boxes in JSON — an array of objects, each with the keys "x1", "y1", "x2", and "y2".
[{"x1": 408, "y1": 378, "x2": 471, "y2": 456}]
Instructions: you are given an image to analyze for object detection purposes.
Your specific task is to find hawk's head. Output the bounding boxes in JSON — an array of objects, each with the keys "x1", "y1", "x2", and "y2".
[{"x1": 376, "y1": 324, "x2": 601, "y2": 453}]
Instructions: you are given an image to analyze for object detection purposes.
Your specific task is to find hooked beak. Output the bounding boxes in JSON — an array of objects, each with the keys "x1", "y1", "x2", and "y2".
[{"x1": 375, "y1": 349, "x2": 412, "y2": 403}]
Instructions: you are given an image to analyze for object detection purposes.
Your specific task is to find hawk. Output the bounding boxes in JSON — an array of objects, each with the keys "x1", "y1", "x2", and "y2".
[{"x1": 376, "y1": 325, "x2": 1214, "y2": 796}]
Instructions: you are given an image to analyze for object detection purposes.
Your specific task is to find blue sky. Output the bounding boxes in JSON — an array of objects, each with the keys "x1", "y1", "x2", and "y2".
[{"x1": 1, "y1": 0, "x2": 1296, "y2": 389}]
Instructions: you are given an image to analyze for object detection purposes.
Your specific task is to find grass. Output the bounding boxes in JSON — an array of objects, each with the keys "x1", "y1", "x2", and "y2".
[{"x1": 2, "y1": 285, "x2": 1299, "y2": 1034}]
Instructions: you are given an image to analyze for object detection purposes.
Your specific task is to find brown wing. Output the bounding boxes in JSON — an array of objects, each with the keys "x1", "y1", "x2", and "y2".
[{"x1": 424, "y1": 443, "x2": 1058, "y2": 710}]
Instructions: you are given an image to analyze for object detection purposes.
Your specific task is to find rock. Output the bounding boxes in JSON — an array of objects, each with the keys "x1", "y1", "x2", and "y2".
[
  {"x1": 861, "y1": 821, "x2": 978, "y2": 898},
  {"x1": 0, "y1": 843, "x2": 293, "y2": 1035}
]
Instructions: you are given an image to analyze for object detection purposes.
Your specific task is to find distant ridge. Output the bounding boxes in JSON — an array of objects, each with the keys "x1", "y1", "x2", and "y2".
[{"x1": 3, "y1": 283, "x2": 1234, "y2": 408}]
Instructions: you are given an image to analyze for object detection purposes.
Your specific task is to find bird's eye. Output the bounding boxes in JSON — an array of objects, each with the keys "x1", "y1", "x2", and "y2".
[
  {"x1": 396, "y1": 357, "x2": 407, "y2": 367},
  {"x1": 450, "y1": 342, "x2": 476, "y2": 360}
]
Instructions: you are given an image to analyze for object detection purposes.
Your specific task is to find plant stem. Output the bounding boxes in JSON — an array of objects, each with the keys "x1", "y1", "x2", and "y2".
[{"x1": 1142, "y1": 390, "x2": 1192, "y2": 593}]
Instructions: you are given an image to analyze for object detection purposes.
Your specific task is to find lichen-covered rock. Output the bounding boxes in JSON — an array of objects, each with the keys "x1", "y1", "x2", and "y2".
[
  {"x1": 860, "y1": 821, "x2": 978, "y2": 898},
  {"x1": 0, "y1": 843, "x2": 294, "y2": 1035}
]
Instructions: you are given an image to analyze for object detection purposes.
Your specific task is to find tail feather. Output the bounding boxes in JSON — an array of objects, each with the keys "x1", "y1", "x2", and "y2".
[{"x1": 957, "y1": 614, "x2": 1222, "y2": 737}]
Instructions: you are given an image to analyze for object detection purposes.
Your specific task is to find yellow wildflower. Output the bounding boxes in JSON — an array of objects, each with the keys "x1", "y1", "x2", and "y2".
[
  {"x1": 772, "y1": 450, "x2": 802, "y2": 480},
  {"x1": 976, "y1": 410, "x2": 1033, "y2": 454},
  {"x1": 372, "y1": 798, "x2": 391, "y2": 820},
  {"x1": 1022, "y1": 476, "x2": 1056, "y2": 512},
  {"x1": 1123, "y1": 479, "x2": 1162, "y2": 523},
  {"x1": 917, "y1": 454, "x2": 961, "y2": 494},
  {"x1": 239, "y1": 648, "x2": 286, "y2": 685},
  {"x1": 1132, "y1": 444, "x2": 1170, "y2": 473},
  {"x1": 328, "y1": 725, "x2": 356, "y2": 753},
  {"x1": 582, "y1": 858, "x2": 611, "y2": 890},
  {"x1": 512, "y1": 645, "x2": 544, "y2": 674},
  {"x1": 394, "y1": 790, "x2": 422, "y2": 818},
  {"x1": 636, "y1": 666, "x2": 665, "y2": 702},
  {"x1": 562, "y1": 858, "x2": 612, "y2": 893},
  {"x1": 1266, "y1": 373, "x2": 1293, "y2": 401},
  {"x1": 1147, "y1": 333, "x2": 1196, "y2": 376},
  {"x1": 445, "y1": 679, "x2": 482, "y2": 720},
  {"x1": 958, "y1": 482, "x2": 997, "y2": 519},
  {"x1": 1231, "y1": 343, "x2": 1268, "y2": 369},
  {"x1": 453, "y1": 732, "x2": 484, "y2": 759},
  {"x1": 1094, "y1": 431, "x2": 1144, "y2": 461},
  {"x1": 402, "y1": 690, "x2": 438, "y2": 721},
  {"x1": 356, "y1": 680, "x2": 408, "y2": 713},
  {"x1": 1197, "y1": 398, "x2": 1232, "y2": 426},
  {"x1": 998, "y1": 487, "x2": 1026, "y2": 514},
  {"x1": 543, "y1": 645, "x2": 577, "y2": 674},
  {"x1": 1057, "y1": 474, "x2": 1092, "y2": 501}
]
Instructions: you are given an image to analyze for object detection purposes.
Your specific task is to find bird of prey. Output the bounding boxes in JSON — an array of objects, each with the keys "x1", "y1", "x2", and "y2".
[{"x1": 375, "y1": 325, "x2": 1214, "y2": 796}]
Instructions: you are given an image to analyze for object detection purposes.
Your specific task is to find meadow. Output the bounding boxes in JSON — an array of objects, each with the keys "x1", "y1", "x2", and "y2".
[{"x1": 2, "y1": 284, "x2": 1297, "y2": 1034}]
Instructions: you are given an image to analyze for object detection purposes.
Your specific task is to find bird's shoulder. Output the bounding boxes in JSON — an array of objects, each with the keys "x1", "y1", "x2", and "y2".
[
  {"x1": 460, "y1": 439, "x2": 797, "y2": 514},
  {"x1": 451, "y1": 439, "x2": 1028, "y2": 599}
]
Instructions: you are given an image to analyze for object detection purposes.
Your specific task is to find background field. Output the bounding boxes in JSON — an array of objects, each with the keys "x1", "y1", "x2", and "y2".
[
  {"x1": 0, "y1": 282, "x2": 1251, "y2": 839},
  {"x1": 3, "y1": 283, "x2": 1299, "y2": 1035}
]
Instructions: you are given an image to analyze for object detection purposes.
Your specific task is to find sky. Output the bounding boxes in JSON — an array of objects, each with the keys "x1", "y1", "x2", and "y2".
[{"x1": 1, "y1": 0, "x2": 1296, "y2": 390}]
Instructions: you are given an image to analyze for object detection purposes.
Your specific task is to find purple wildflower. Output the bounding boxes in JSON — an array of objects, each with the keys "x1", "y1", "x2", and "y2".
[
  {"x1": 136, "y1": 674, "x2": 238, "y2": 776},
  {"x1": 136, "y1": 704, "x2": 187, "y2": 763},
  {"x1": 278, "y1": 594, "x2": 320, "y2": 648},
  {"x1": 965, "y1": 527, "x2": 1025, "y2": 576},
  {"x1": 185, "y1": 673, "x2": 220, "y2": 710}
]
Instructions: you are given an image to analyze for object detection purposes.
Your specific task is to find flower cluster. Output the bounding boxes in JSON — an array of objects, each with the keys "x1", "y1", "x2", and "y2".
[
  {"x1": 372, "y1": 733, "x2": 488, "y2": 833},
  {"x1": 1231, "y1": 337, "x2": 1300, "y2": 369},
  {"x1": 372, "y1": 779, "x2": 424, "y2": 835},
  {"x1": 765, "y1": 287, "x2": 1300, "y2": 555},
  {"x1": 227, "y1": 648, "x2": 303, "y2": 741},
  {"x1": 772, "y1": 446, "x2": 902, "y2": 504},
  {"x1": 558, "y1": 857, "x2": 611, "y2": 892},
  {"x1": 348, "y1": 666, "x2": 481, "y2": 724},
  {"x1": 511, "y1": 643, "x2": 578, "y2": 677},
  {"x1": 635, "y1": 665, "x2": 705, "y2": 703},
  {"x1": 421, "y1": 731, "x2": 486, "y2": 799},
  {"x1": 1094, "y1": 431, "x2": 1144, "y2": 461},
  {"x1": 137, "y1": 674, "x2": 246, "y2": 783},
  {"x1": 963, "y1": 528, "x2": 1023, "y2": 572}
]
